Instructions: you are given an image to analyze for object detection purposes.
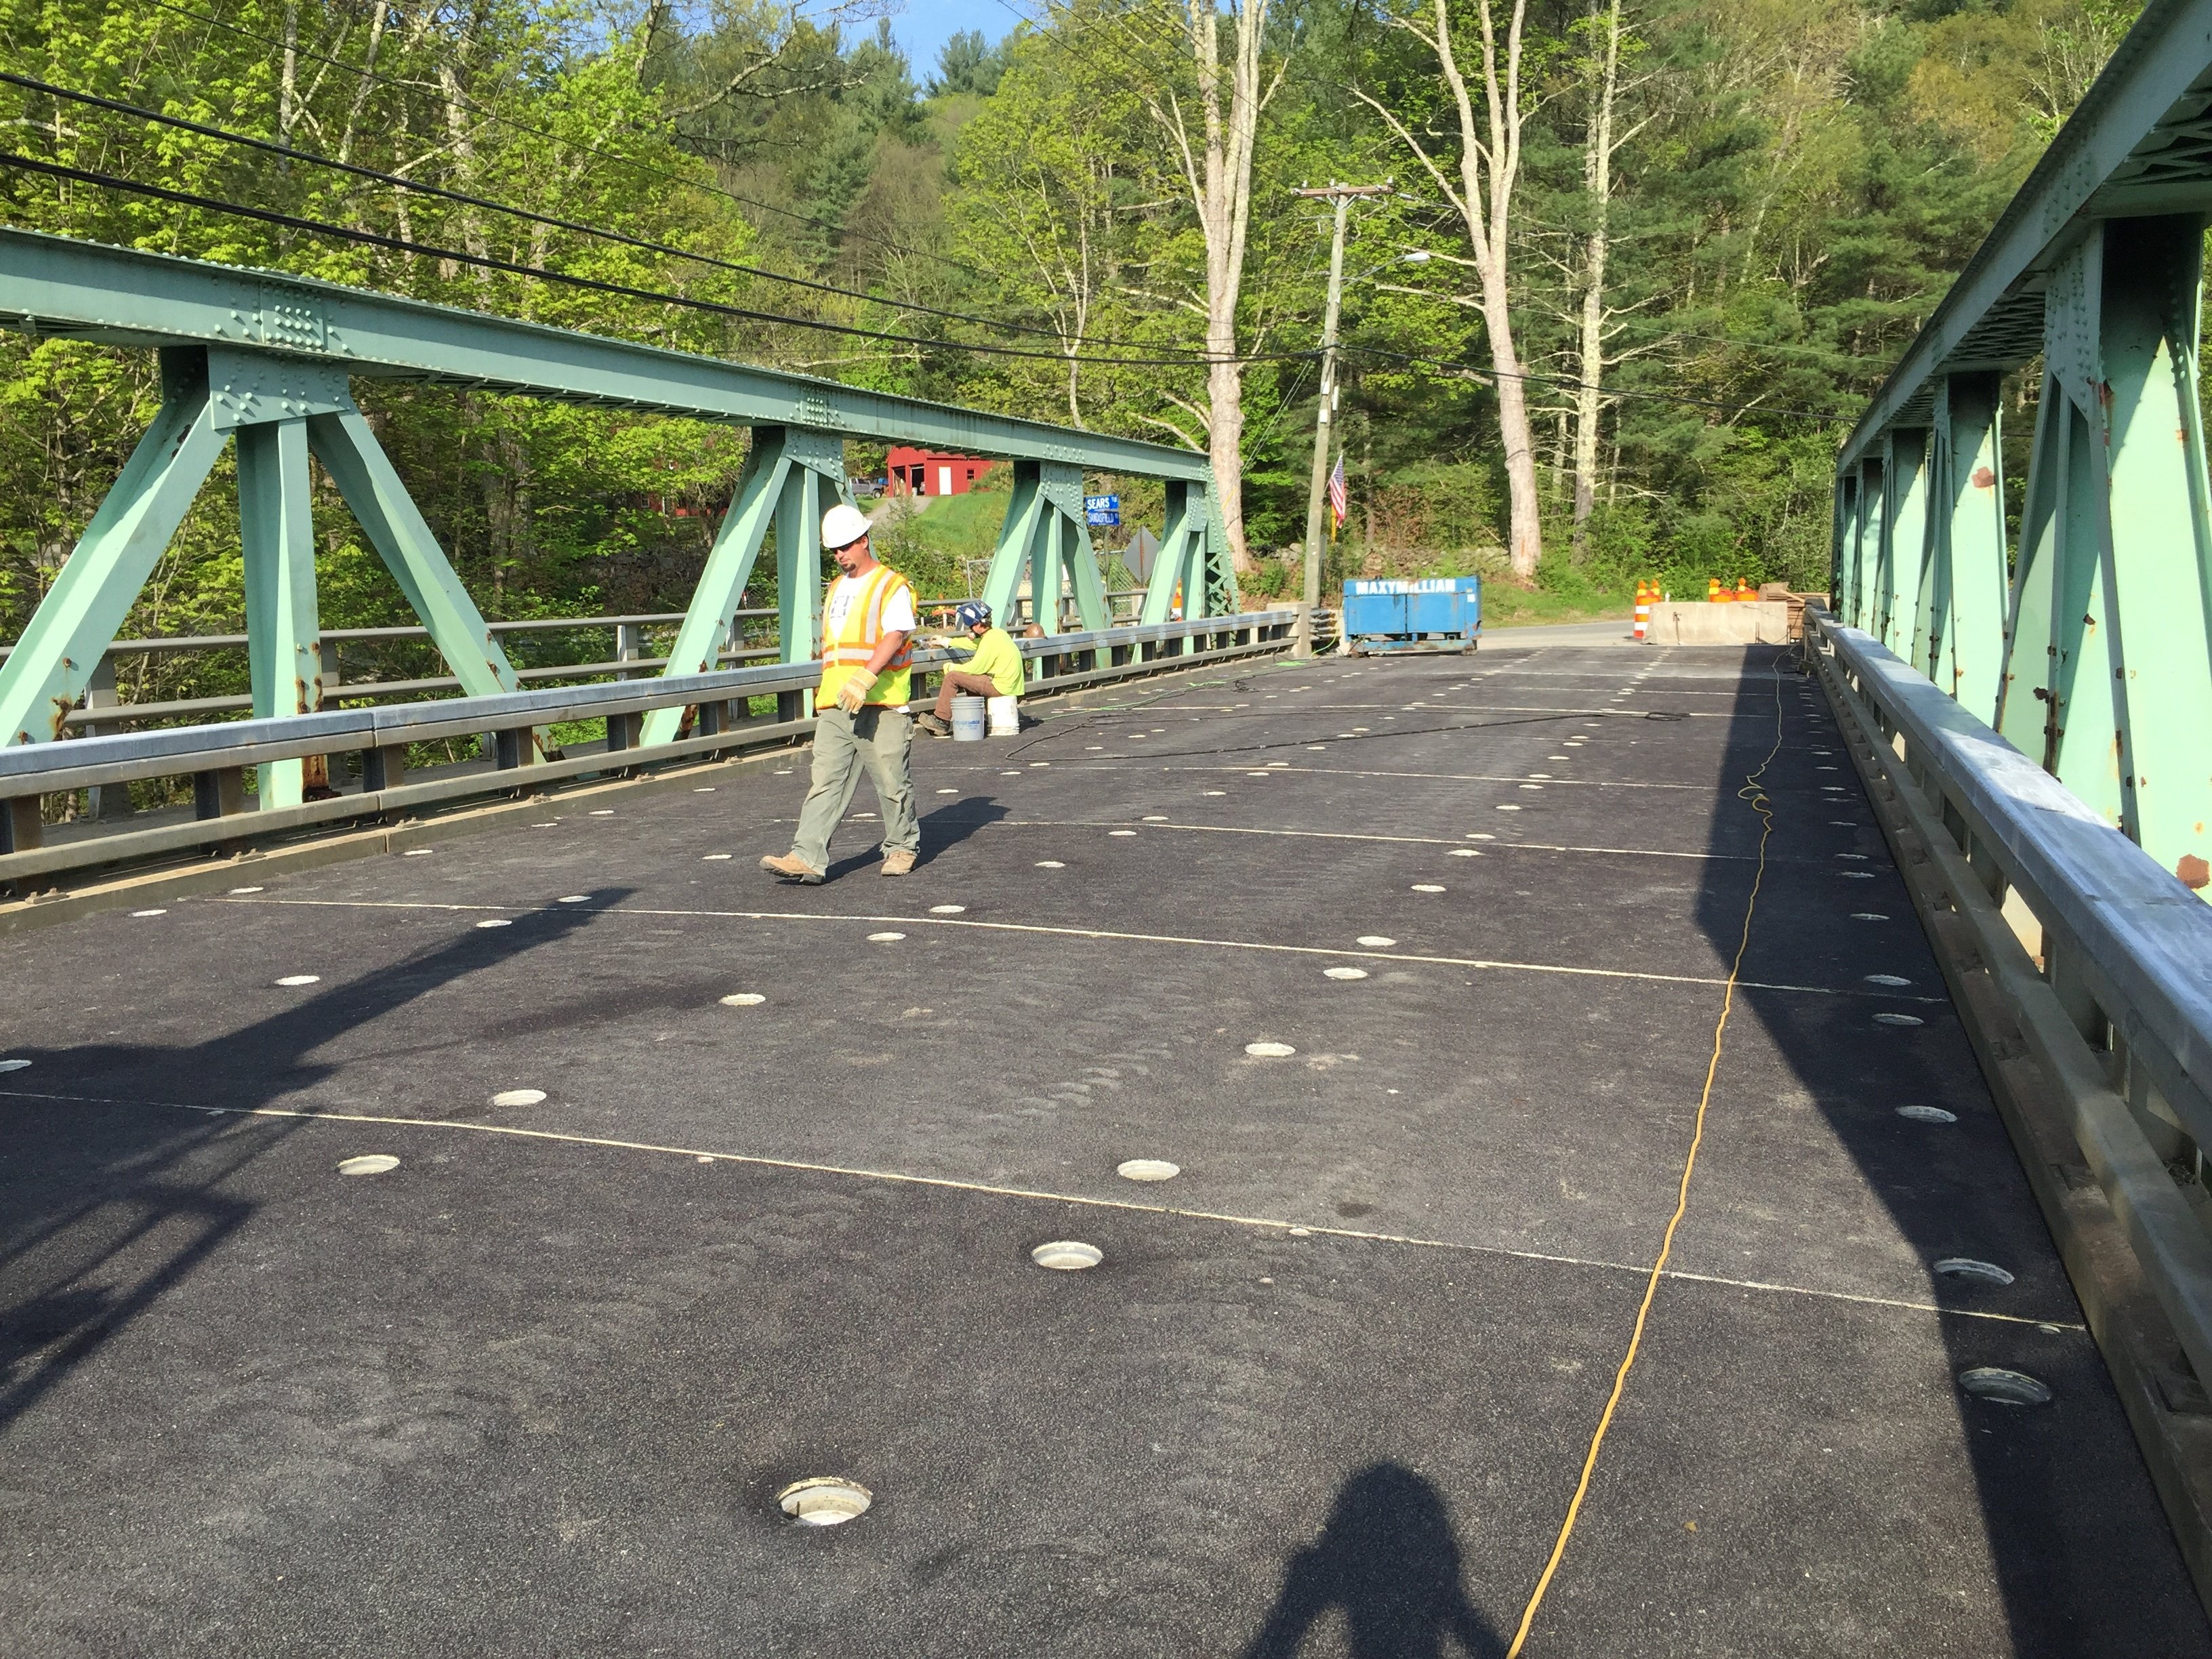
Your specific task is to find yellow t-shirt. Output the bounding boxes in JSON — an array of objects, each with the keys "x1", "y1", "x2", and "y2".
[{"x1": 945, "y1": 627, "x2": 1025, "y2": 697}]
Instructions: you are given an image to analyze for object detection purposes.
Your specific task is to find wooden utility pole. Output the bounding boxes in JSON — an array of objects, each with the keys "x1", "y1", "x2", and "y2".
[{"x1": 1294, "y1": 182, "x2": 1389, "y2": 656}]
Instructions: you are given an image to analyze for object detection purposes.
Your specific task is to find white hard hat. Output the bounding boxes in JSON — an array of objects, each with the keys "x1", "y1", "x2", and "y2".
[{"x1": 821, "y1": 502, "x2": 872, "y2": 551}]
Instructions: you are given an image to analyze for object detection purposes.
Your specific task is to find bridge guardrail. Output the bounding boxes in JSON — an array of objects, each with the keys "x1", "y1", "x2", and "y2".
[
  {"x1": 1, "y1": 592, "x2": 1155, "y2": 731},
  {"x1": 0, "y1": 609, "x2": 1296, "y2": 888},
  {"x1": 1808, "y1": 609, "x2": 2212, "y2": 1397}
]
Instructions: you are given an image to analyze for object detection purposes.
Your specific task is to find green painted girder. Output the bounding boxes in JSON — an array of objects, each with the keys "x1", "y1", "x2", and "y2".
[
  {"x1": 0, "y1": 341, "x2": 520, "y2": 771},
  {"x1": 1929, "y1": 375, "x2": 2009, "y2": 720},
  {"x1": 1, "y1": 232, "x2": 1237, "y2": 767},
  {"x1": 775, "y1": 451, "x2": 836, "y2": 710},
  {"x1": 1830, "y1": 0, "x2": 2212, "y2": 897},
  {"x1": 1203, "y1": 487, "x2": 1242, "y2": 618},
  {"x1": 1999, "y1": 218, "x2": 2212, "y2": 885},
  {"x1": 0, "y1": 226, "x2": 1213, "y2": 483},
  {"x1": 1829, "y1": 470, "x2": 1852, "y2": 630},
  {"x1": 237, "y1": 415, "x2": 321, "y2": 807},
  {"x1": 1838, "y1": 0, "x2": 2212, "y2": 471},
  {"x1": 1836, "y1": 461, "x2": 1878, "y2": 632},
  {"x1": 1877, "y1": 432, "x2": 1929, "y2": 657}
]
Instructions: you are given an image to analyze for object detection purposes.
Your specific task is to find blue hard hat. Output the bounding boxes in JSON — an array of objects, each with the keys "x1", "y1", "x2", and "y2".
[{"x1": 955, "y1": 600, "x2": 991, "y2": 630}]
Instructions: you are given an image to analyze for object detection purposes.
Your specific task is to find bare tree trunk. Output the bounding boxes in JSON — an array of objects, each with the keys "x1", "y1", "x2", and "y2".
[
  {"x1": 1147, "y1": 1, "x2": 1282, "y2": 575},
  {"x1": 1359, "y1": 0, "x2": 1541, "y2": 579},
  {"x1": 277, "y1": 2, "x2": 301, "y2": 151},
  {"x1": 336, "y1": 1, "x2": 389, "y2": 166},
  {"x1": 1572, "y1": 0, "x2": 1625, "y2": 558}
]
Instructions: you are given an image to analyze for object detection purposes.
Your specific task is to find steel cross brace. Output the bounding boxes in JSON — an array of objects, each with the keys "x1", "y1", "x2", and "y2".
[
  {"x1": 638, "y1": 426, "x2": 846, "y2": 745},
  {"x1": 1139, "y1": 479, "x2": 1239, "y2": 626},
  {"x1": 0, "y1": 345, "x2": 522, "y2": 783},
  {"x1": 979, "y1": 461, "x2": 1109, "y2": 634}
]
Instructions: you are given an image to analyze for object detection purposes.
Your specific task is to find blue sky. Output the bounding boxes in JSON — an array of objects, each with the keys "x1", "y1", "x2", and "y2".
[{"x1": 885, "y1": 0, "x2": 1019, "y2": 83}]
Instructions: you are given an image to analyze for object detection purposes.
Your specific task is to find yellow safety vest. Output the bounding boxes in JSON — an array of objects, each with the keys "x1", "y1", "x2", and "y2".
[{"x1": 819, "y1": 565, "x2": 916, "y2": 709}]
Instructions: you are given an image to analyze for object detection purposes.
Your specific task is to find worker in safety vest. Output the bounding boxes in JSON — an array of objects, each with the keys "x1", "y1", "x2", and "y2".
[
  {"x1": 914, "y1": 599, "x2": 1023, "y2": 737},
  {"x1": 760, "y1": 504, "x2": 921, "y2": 882}
]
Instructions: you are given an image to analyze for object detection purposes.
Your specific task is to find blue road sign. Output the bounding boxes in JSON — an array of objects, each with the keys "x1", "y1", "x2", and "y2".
[{"x1": 1085, "y1": 494, "x2": 1120, "y2": 526}]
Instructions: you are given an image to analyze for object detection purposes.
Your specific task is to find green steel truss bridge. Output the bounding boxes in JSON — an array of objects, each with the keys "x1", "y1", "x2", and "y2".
[
  {"x1": 7, "y1": 7, "x2": 2212, "y2": 1652},
  {"x1": 1830, "y1": 0, "x2": 2212, "y2": 898},
  {"x1": 0, "y1": 223, "x2": 1244, "y2": 808}
]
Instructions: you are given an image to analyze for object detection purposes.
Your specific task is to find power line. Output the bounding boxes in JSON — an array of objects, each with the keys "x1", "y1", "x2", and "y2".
[
  {"x1": 0, "y1": 149, "x2": 1313, "y2": 370},
  {"x1": 140, "y1": 0, "x2": 994, "y2": 281},
  {"x1": 134, "y1": 0, "x2": 1234, "y2": 348},
  {"x1": 0, "y1": 68, "x2": 1194, "y2": 355},
  {"x1": 1340, "y1": 341, "x2": 1843, "y2": 422}
]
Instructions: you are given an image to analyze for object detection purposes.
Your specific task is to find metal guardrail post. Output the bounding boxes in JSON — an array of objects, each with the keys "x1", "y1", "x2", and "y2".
[
  {"x1": 361, "y1": 743, "x2": 406, "y2": 792},
  {"x1": 192, "y1": 765, "x2": 244, "y2": 820},
  {"x1": 615, "y1": 622, "x2": 644, "y2": 680},
  {"x1": 83, "y1": 657, "x2": 132, "y2": 821},
  {"x1": 1, "y1": 794, "x2": 39, "y2": 854}
]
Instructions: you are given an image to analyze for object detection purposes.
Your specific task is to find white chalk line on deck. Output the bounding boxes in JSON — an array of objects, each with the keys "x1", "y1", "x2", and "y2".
[
  {"x1": 944, "y1": 761, "x2": 1702, "y2": 790},
  {"x1": 0, "y1": 1086, "x2": 2078, "y2": 1333},
  {"x1": 992, "y1": 819, "x2": 1773, "y2": 863},
  {"x1": 212, "y1": 896, "x2": 1939, "y2": 1002}
]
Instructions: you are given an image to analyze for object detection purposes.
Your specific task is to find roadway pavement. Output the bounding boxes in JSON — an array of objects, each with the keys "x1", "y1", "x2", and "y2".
[{"x1": 3, "y1": 642, "x2": 2205, "y2": 1656}]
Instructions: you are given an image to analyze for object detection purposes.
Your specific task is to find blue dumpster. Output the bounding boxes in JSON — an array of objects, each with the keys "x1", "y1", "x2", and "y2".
[{"x1": 1341, "y1": 576, "x2": 1481, "y2": 655}]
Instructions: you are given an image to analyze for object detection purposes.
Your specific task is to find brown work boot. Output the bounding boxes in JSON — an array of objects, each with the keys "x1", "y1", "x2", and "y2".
[
  {"x1": 878, "y1": 848, "x2": 917, "y2": 877},
  {"x1": 914, "y1": 713, "x2": 951, "y2": 737},
  {"x1": 759, "y1": 852, "x2": 824, "y2": 884}
]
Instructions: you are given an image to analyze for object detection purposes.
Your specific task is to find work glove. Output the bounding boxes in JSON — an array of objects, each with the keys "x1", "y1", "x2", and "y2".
[{"x1": 834, "y1": 676, "x2": 870, "y2": 715}]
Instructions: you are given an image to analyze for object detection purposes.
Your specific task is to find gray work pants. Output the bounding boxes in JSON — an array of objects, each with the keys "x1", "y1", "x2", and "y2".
[{"x1": 791, "y1": 705, "x2": 919, "y2": 872}]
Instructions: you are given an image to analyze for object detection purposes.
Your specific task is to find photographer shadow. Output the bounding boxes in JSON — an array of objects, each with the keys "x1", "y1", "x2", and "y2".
[{"x1": 1244, "y1": 1462, "x2": 1503, "y2": 1659}]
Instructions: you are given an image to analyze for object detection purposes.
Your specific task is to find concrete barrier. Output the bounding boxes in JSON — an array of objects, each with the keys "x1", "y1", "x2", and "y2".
[{"x1": 1645, "y1": 600, "x2": 1791, "y2": 644}]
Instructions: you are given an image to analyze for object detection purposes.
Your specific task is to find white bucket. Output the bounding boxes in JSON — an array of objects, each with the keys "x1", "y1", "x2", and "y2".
[
  {"x1": 949, "y1": 694, "x2": 987, "y2": 741},
  {"x1": 987, "y1": 695, "x2": 1020, "y2": 737}
]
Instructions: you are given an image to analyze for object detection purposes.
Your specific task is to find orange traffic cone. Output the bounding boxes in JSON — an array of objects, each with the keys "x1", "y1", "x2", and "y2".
[{"x1": 1633, "y1": 580, "x2": 1650, "y2": 642}]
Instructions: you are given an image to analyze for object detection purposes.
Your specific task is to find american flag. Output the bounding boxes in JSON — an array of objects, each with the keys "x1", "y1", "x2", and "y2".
[{"x1": 1328, "y1": 453, "x2": 1348, "y2": 529}]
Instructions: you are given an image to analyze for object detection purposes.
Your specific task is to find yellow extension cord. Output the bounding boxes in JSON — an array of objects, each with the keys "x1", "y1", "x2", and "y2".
[{"x1": 1504, "y1": 653, "x2": 1788, "y2": 1658}]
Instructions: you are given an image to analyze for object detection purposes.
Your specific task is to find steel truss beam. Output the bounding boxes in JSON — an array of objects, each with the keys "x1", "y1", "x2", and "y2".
[
  {"x1": 1925, "y1": 374, "x2": 2009, "y2": 719},
  {"x1": 1877, "y1": 430, "x2": 1929, "y2": 658},
  {"x1": 0, "y1": 227, "x2": 1210, "y2": 482},
  {"x1": 636, "y1": 426, "x2": 846, "y2": 745}
]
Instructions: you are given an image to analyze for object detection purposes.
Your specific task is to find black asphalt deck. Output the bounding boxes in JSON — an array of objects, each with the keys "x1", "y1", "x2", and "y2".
[{"x1": 3, "y1": 643, "x2": 2206, "y2": 1657}]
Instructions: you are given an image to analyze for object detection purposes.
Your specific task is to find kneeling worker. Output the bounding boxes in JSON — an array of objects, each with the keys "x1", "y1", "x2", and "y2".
[
  {"x1": 760, "y1": 504, "x2": 920, "y2": 883},
  {"x1": 915, "y1": 600, "x2": 1024, "y2": 737}
]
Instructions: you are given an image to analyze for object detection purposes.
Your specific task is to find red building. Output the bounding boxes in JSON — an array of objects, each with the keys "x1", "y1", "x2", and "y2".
[{"x1": 886, "y1": 447, "x2": 995, "y2": 498}]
